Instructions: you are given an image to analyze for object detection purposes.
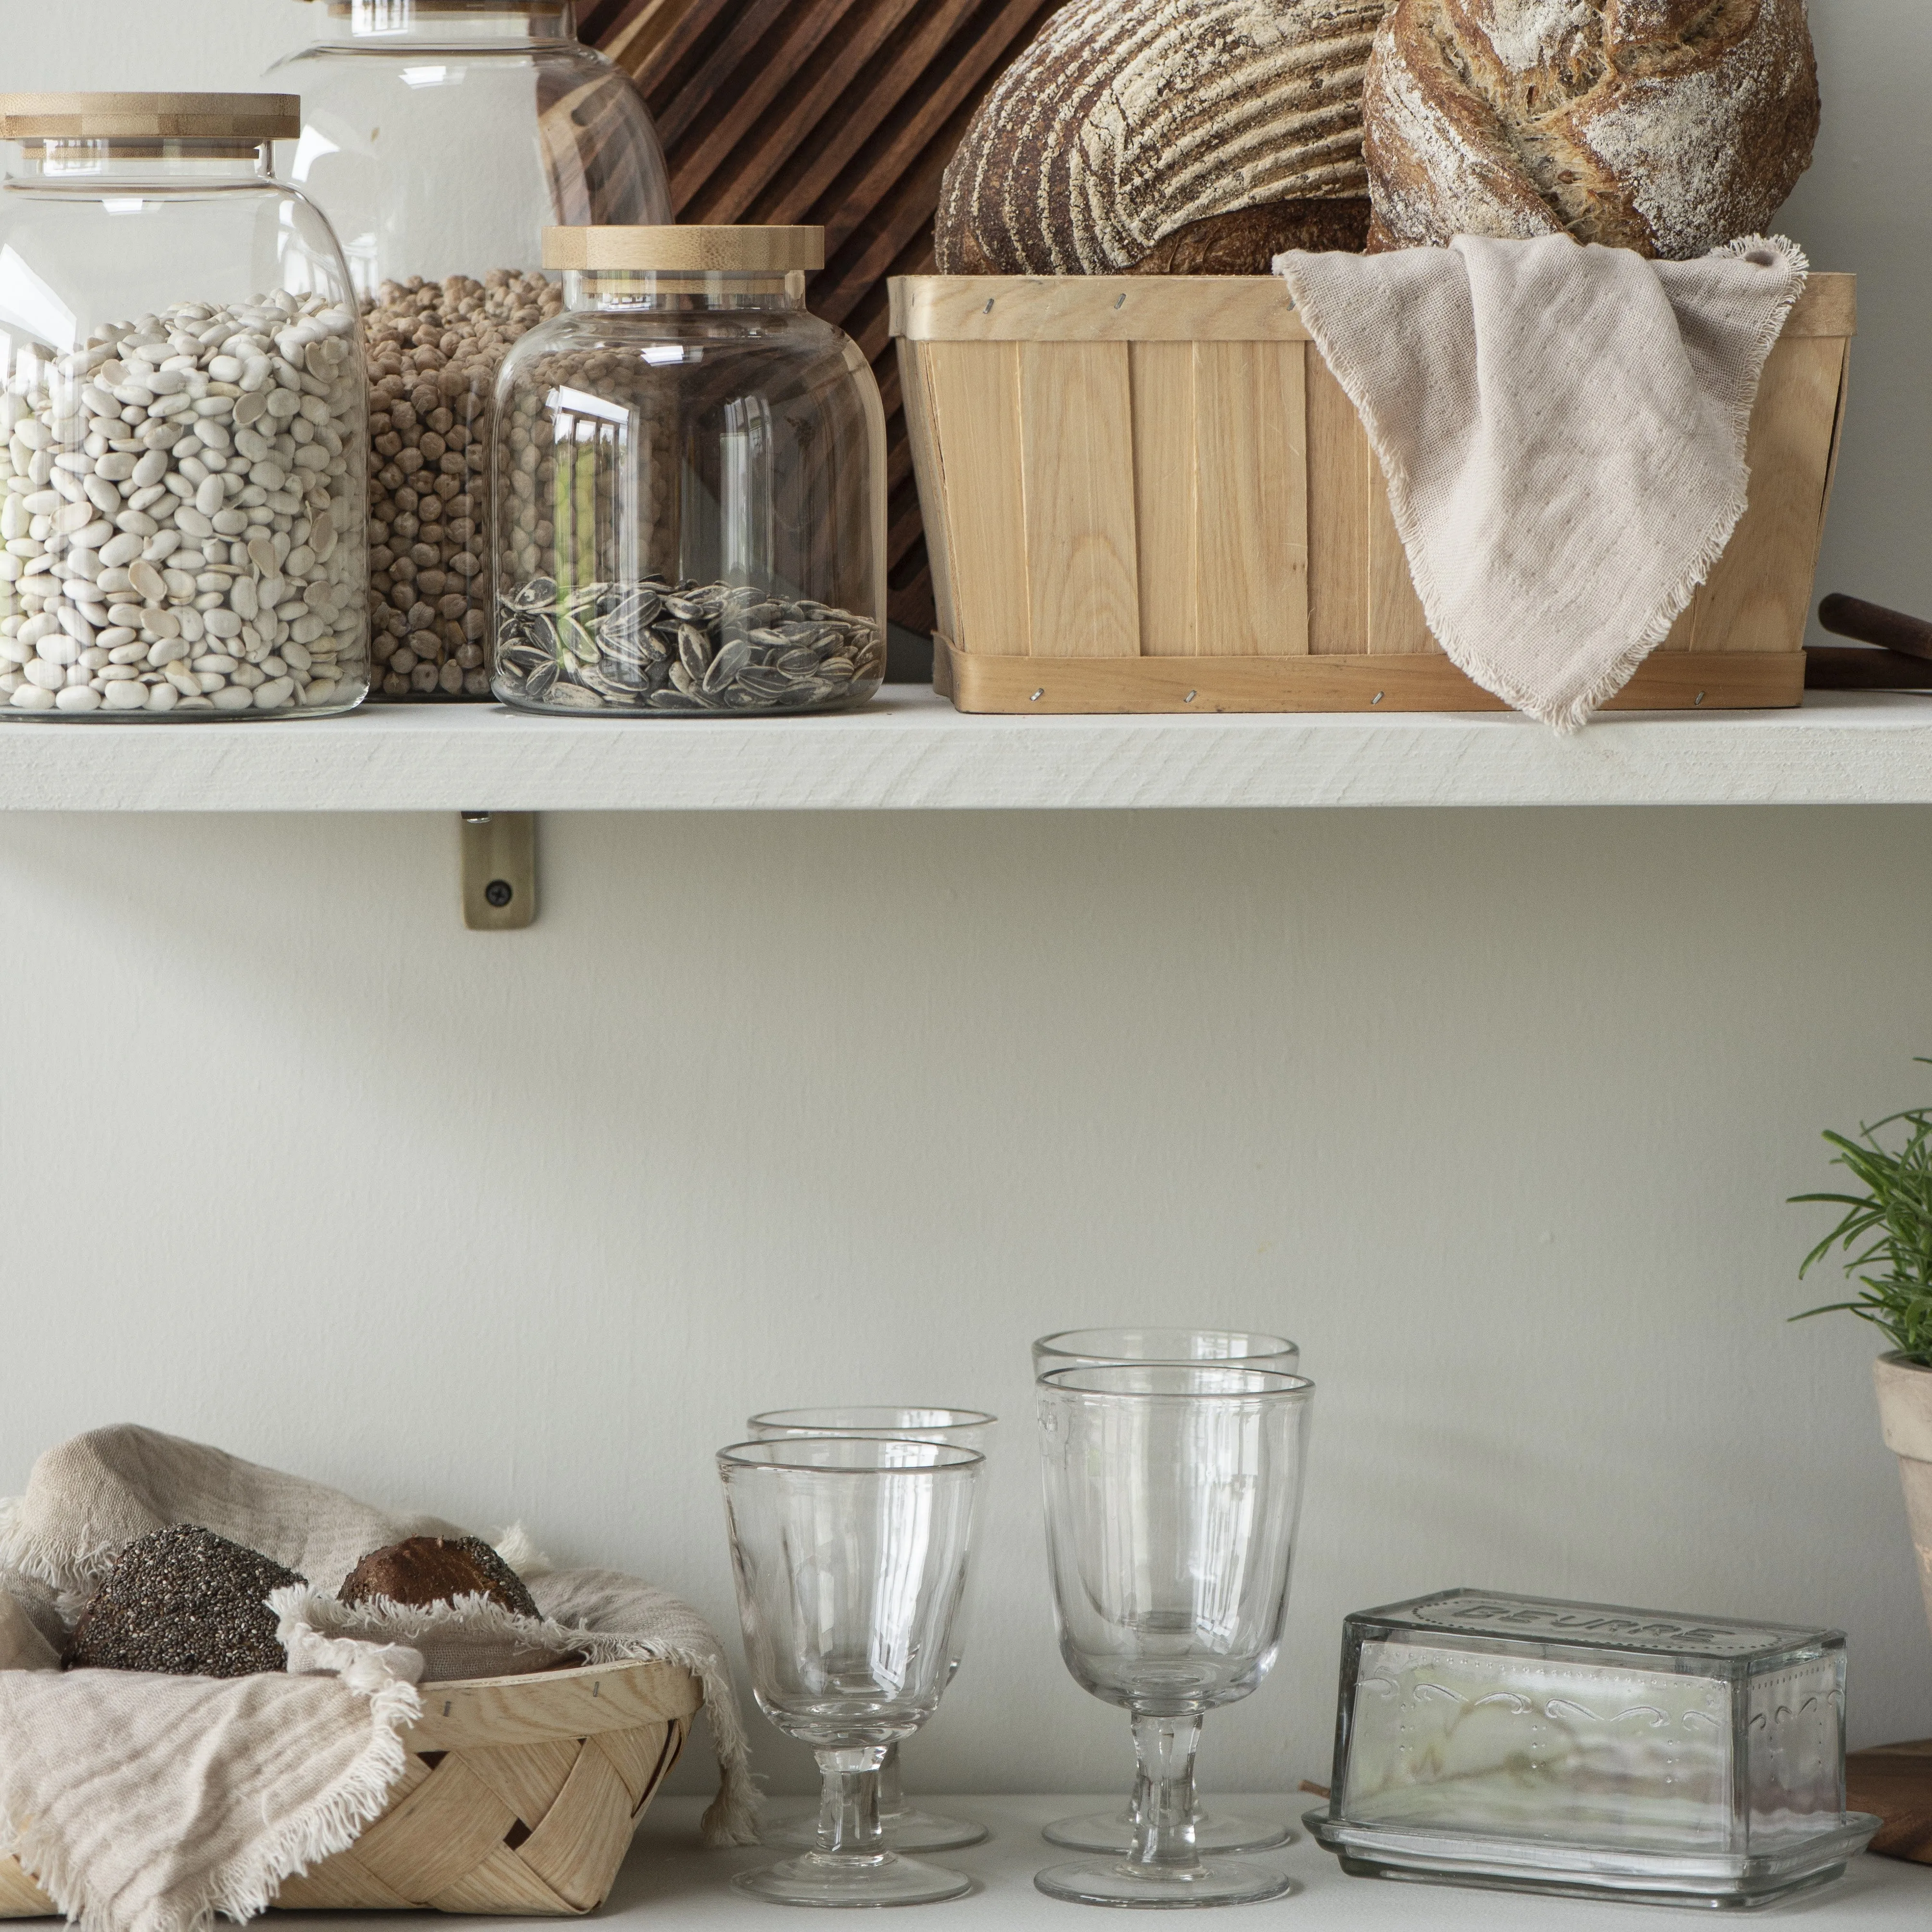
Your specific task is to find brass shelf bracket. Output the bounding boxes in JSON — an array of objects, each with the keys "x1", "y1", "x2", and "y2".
[{"x1": 460, "y1": 812, "x2": 537, "y2": 930}]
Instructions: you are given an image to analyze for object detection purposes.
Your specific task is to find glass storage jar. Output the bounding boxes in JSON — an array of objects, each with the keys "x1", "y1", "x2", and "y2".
[
  {"x1": 0, "y1": 94, "x2": 369, "y2": 719},
  {"x1": 270, "y1": 0, "x2": 672, "y2": 700},
  {"x1": 493, "y1": 226, "x2": 888, "y2": 715}
]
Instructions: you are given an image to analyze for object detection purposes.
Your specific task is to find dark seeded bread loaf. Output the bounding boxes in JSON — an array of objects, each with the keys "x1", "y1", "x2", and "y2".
[{"x1": 338, "y1": 1535, "x2": 540, "y2": 1617}]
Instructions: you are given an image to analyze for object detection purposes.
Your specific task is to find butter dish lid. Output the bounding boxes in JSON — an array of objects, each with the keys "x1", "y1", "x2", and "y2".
[{"x1": 1350, "y1": 1587, "x2": 1842, "y2": 1662}]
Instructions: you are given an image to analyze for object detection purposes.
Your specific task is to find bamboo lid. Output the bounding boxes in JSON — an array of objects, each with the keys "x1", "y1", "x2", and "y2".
[
  {"x1": 0, "y1": 94, "x2": 302, "y2": 142},
  {"x1": 308, "y1": 1, "x2": 565, "y2": 10},
  {"x1": 544, "y1": 226, "x2": 826, "y2": 273}
]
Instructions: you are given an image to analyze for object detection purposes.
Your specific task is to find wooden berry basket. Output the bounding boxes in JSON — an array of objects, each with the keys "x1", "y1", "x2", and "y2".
[
  {"x1": 890, "y1": 273, "x2": 1855, "y2": 713},
  {"x1": 0, "y1": 1658, "x2": 701, "y2": 1918}
]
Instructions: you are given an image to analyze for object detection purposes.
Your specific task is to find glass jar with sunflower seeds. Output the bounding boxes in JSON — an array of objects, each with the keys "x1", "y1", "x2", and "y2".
[{"x1": 492, "y1": 226, "x2": 887, "y2": 715}]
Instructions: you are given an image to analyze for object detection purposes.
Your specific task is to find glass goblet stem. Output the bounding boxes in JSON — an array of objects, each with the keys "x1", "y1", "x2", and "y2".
[
  {"x1": 816, "y1": 1745, "x2": 890, "y2": 1860},
  {"x1": 876, "y1": 1741, "x2": 908, "y2": 1826},
  {"x1": 1126, "y1": 1713, "x2": 1204, "y2": 1873}
]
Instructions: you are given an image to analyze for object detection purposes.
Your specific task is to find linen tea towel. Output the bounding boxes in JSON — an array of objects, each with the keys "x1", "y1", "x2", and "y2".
[{"x1": 1274, "y1": 231, "x2": 1808, "y2": 731}]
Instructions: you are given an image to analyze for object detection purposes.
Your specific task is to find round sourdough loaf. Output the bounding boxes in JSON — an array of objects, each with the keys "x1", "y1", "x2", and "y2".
[
  {"x1": 1363, "y1": 0, "x2": 1819, "y2": 258},
  {"x1": 935, "y1": 0, "x2": 1387, "y2": 276}
]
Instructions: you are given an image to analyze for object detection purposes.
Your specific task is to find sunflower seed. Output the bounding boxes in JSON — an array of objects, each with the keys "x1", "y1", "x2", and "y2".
[{"x1": 492, "y1": 575, "x2": 882, "y2": 715}]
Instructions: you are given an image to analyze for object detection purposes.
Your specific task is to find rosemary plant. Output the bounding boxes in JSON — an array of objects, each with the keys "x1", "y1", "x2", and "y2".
[{"x1": 1793, "y1": 1073, "x2": 1932, "y2": 1366}]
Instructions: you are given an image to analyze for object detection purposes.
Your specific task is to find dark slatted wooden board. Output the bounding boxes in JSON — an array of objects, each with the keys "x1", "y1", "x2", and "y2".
[{"x1": 582, "y1": 0, "x2": 1066, "y2": 645}]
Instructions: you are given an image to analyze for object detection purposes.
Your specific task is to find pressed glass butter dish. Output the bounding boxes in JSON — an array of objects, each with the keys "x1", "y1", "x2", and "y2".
[{"x1": 1307, "y1": 1589, "x2": 1880, "y2": 1910}]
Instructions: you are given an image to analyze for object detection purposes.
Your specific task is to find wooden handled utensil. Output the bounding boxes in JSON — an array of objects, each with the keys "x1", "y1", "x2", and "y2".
[
  {"x1": 1818, "y1": 594, "x2": 1932, "y2": 661},
  {"x1": 1806, "y1": 595, "x2": 1932, "y2": 689}
]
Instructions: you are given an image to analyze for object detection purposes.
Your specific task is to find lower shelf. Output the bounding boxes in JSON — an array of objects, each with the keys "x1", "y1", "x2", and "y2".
[
  {"x1": 936, "y1": 638, "x2": 1805, "y2": 714},
  {"x1": 255, "y1": 1792, "x2": 1925, "y2": 1931}
]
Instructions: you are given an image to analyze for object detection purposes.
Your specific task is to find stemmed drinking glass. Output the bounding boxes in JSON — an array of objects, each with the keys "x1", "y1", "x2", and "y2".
[
  {"x1": 719, "y1": 1436, "x2": 984, "y2": 1907},
  {"x1": 745, "y1": 1407, "x2": 998, "y2": 1854},
  {"x1": 1035, "y1": 1364, "x2": 1314, "y2": 1907},
  {"x1": 1031, "y1": 1331, "x2": 1301, "y2": 1858}
]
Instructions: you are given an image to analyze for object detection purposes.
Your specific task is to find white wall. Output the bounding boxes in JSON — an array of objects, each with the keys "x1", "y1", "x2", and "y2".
[{"x1": 1, "y1": 1, "x2": 1930, "y2": 1806}]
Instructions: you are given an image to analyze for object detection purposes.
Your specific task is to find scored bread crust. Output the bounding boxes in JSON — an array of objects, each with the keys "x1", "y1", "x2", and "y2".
[
  {"x1": 936, "y1": 0, "x2": 1388, "y2": 275},
  {"x1": 1364, "y1": 0, "x2": 1820, "y2": 258},
  {"x1": 1127, "y1": 197, "x2": 1373, "y2": 272}
]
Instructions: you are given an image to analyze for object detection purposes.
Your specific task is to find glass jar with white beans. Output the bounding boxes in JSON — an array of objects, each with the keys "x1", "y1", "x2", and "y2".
[{"x1": 0, "y1": 94, "x2": 368, "y2": 719}]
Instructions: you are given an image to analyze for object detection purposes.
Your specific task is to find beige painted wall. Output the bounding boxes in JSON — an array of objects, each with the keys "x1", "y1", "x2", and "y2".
[{"x1": 0, "y1": 1, "x2": 1927, "y2": 1800}]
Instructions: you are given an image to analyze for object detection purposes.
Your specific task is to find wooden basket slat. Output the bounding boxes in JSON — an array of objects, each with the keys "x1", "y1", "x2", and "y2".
[
  {"x1": 1128, "y1": 342, "x2": 1195, "y2": 658},
  {"x1": 936, "y1": 641, "x2": 1805, "y2": 713},
  {"x1": 1017, "y1": 342, "x2": 1141, "y2": 660},
  {"x1": 460, "y1": 1736, "x2": 584, "y2": 1828},
  {"x1": 0, "y1": 1659, "x2": 699, "y2": 1920},
  {"x1": 271, "y1": 1847, "x2": 415, "y2": 1911},
  {"x1": 1689, "y1": 333, "x2": 1848, "y2": 656},
  {"x1": 898, "y1": 330, "x2": 957, "y2": 648},
  {"x1": 1307, "y1": 356, "x2": 1371, "y2": 657},
  {"x1": 1656, "y1": 599, "x2": 1699, "y2": 653},
  {"x1": 590, "y1": 1716, "x2": 677, "y2": 1810},
  {"x1": 1197, "y1": 341, "x2": 1309, "y2": 658},
  {"x1": 916, "y1": 342, "x2": 1028, "y2": 659},
  {"x1": 892, "y1": 273, "x2": 1858, "y2": 344},
  {"x1": 407, "y1": 1657, "x2": 699, "y2": 1749},
  {"x1": 1367, "y1": 464, "x2": 1434, "y2": 657},
  {"x1": 517, "y1": 1737, "x2": 636, "y2": 1912},
  {"x1": 350, "y1": 1755, "x2": 520, "y2": 1900},
  {"x1": 426, "y1": 1843, "x2": 579, "y2": 1917},
  {"x1": 0, "y1": 1864, "x2": 50, "y2": 1918},
  {"x1": 896, "y1": 272, "x2": 1856, "y2": 713}
]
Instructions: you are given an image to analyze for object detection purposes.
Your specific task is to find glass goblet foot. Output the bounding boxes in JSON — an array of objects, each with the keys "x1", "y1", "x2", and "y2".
[
  {"x1": 735, "y1": 1848, "x2": 973, "y2": 1908},
  {"x1": 1034, "y1": 1855, "x2": 1292, "y2": 1909},
  {"x1": 1042, "y1": 1805, "x2": 1290, "y2": 1854}
]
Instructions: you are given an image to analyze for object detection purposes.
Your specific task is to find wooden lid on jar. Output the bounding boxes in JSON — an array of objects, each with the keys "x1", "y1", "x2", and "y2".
[
  {"x1": 0, "y1": 94, "x2": 303, "y2": 142},
  {"x1": 544, "y1": 226, "x2": 827, "y2": 273}
]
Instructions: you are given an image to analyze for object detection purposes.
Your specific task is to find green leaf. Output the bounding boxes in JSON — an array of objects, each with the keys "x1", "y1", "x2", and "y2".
[{"x1": 1790, "y1": 1082, "x2": 1932, "y2": 1367}]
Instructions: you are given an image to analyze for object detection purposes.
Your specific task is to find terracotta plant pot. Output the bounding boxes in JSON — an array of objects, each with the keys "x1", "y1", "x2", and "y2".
[{"x1": 1874, "y1": 1352, "x2": 1932, "y2": 1642}]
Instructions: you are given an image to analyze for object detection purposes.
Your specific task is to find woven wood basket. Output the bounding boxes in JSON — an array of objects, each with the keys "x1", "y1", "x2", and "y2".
[
  {"x1": 0, "y1": 1658, "x2": 701, "y2": 1918},
  {"x1": 892, "y1": 272, "x2": 1856, "y2": 714}
]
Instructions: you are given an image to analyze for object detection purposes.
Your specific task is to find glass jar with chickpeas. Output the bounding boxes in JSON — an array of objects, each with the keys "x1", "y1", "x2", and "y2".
[{"x1": 269, "y1": 0, "x2": 670, "y2": 700}]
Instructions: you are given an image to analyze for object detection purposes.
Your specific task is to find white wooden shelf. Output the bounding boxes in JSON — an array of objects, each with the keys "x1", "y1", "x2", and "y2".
[
  {"x1": 290, "y1": 1795, "x2": 1930, "y2": 1930},
  {"x1": 0, "y1": 690, "x2": 1931, "y2": 813}
]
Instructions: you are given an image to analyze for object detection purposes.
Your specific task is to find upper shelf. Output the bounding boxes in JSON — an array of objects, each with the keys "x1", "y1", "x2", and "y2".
[{"x1": 0, "y1": 689, "x2": 1929, "y2": 813}]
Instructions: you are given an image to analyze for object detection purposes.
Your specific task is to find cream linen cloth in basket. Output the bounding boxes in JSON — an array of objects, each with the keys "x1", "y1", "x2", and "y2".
[
  {"x1": 1273, "y1": 232, "x2": 1808, "y2": 732},
  {"x1": 0, "y1": 1426, "x2": 758, "y2": 1932}
]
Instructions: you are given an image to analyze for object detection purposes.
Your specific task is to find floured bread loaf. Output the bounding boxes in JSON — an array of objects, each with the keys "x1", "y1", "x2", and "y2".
[
  {"x1": 1364, "y1": 0, "x2": 1819, "y2": 258},
  {"x1": 936, "y1": 0, "x2": 1388, "y2": 276}
]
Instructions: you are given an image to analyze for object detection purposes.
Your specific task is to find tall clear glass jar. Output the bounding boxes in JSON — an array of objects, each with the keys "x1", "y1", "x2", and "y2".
[
  {"x1": 271, "y1": 0, "x2": 672, "y2": 700},
  {"x1": 493, "y1": 227, "x2": 887, "y2": 715},
  {"x1": 0, "y1": 94, "x2": 369, "y2": 719}
]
